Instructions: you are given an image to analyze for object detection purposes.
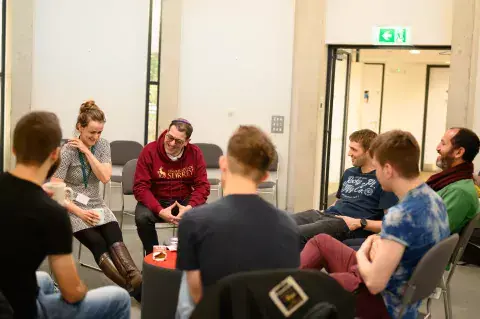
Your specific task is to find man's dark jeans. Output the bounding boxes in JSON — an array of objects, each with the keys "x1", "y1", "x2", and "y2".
[
  {"x1": 135, "y1": 198, "x2": 189, "y2": 255},
  {"x1": 292, "y1": 210, "x2": 352, "y2": 249}
]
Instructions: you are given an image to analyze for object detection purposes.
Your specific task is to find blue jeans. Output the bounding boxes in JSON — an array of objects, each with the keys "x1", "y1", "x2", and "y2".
[
  {"x1": 175, "y1": 272, "x2": 195, "y2": 319},
  {"x1": 36, "y1": 271, "x2": 131, "y2": 319}
]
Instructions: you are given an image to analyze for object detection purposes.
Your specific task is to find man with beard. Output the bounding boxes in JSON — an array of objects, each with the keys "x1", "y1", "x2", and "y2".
[
  {"x1": 293, "y1": 129, "x2": 398, "y2": 247},
  {"x1": 134, "y1": 118, "x2": 210, "y2": 254},
  {"x1": 426, "y1": 127, "x2": 480, "y2": 233}
]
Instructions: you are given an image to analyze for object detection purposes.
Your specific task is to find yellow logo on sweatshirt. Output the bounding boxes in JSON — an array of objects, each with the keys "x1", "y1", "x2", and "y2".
[
  {"x1": 158, "y1": 166, "x2": 194, "y2": 179},
  {"x1": 158, "y1": 167, "x2": 167, "y2": 178}
]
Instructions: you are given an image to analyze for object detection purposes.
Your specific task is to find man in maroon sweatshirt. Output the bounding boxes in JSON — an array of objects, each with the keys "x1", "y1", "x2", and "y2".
[{"x1": 134, "y1": 119, "x2": 210, "y2": 254}]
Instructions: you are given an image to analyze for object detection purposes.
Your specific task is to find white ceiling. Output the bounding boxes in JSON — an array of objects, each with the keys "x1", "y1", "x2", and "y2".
[{"x1": 358, "y1": 49, "x2": 451, "y2": 65}]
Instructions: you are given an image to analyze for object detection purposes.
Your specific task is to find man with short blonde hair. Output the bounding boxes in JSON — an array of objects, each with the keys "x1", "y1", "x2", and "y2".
[{"x1": 176, "y1": 126, "x2": 299, "y2": 314}]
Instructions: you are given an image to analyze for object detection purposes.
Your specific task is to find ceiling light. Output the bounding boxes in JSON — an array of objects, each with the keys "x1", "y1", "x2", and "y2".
[{"x1": 409, "y1": 50, "x2": 421, "y2": 54}]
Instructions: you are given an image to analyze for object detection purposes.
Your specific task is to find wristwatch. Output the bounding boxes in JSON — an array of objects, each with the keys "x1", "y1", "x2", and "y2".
[{"x1": 360, "y1": 218, "x2": 368, "y2": 229}]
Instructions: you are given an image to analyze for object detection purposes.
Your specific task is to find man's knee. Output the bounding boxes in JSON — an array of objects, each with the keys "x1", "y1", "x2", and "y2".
[
  {"x1": 36, "y1": 271, "x2": 54, "y2": 293},
  {"x1": 135, "y1": 204, "x2": 155, "y2": 227},
  {"x1": 105, "y1": 287, "x2": 130, "y2": 313},
  {"x1": 86, "y1": 286, "x2": 131, "y2": 316},
  {"x1": 108, "y1": 286, "x2": 130, "y2": 304},
  {"x1": 311, "y1": 233, "x2": 332, "y2": 245},
  {"x1": 292, "y1": 209, "x2": 321, "y2": 225}
]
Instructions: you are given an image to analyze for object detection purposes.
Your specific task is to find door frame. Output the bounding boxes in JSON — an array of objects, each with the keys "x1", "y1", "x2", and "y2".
[
  {"x1": 319, "y1": 48, "x2": 352, "y2": 209},
  {"x1": 420, "y1": 64, "x2": 450, "y2": 171},
  {"x1": 0, "y1": 0, "x2": 7, "y2": 171},
  {"x1": 363, "y1": 63, "x2": 385, "y2": 133},
  {"x1": 319, "y1": 45, "x2": 451, "y2": 210}
]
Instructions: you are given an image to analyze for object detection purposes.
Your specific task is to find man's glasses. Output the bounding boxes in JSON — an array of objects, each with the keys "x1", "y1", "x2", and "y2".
[{"x1": 165, "y1": 134, "x2": 186, "y2": 146}]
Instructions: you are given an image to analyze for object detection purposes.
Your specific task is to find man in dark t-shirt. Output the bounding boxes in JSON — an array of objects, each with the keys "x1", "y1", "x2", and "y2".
[
  {"x1": 293, "y1": 129, "x2": 398, "y2": 247},
  {"x1": 0, "y1": 112, "x2": 130, "y2": 319},
  {"x1": 176, "y1": 126, "x2": 299, "y2": 316}
]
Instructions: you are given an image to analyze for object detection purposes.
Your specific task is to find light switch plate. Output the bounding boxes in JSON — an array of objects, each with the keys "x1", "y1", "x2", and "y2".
[{"x1": 271, "y1": 115, "x2": 285, "y2": 134}]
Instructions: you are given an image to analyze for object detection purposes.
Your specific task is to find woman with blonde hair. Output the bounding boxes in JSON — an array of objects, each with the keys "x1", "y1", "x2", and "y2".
[{"x1": 51, "y1": 100, "x2": 142, "y2": 300}]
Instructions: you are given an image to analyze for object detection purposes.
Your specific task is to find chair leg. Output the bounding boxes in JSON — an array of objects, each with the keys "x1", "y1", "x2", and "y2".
[
  {"x1": 425, "y1": 298, "x2": 432, "y2": 319},
  {"x1": 444, "y1": 283, "x2": 452, "y2": 319},
  {"x1": 275, "y1": 185, "x2": 278, "y2": 208},
  {"x1": 120, "y1": 193, "x2": 125, "y2": 230},
  {"x1": 78, "y1": 244, "x2": 102, "y2": 272},
  {"x1": 78, "y1": 241, "x2": 82, "y2": 260},
  {"x1": 108, "y1": 182, "x2": 113, "y2": 208},
  {"x1": 103, "y1": 182, "x2": 106, "y2": 201},
  {"x1": 80, "y1": 261, "x2": 103, "y2": 272}
]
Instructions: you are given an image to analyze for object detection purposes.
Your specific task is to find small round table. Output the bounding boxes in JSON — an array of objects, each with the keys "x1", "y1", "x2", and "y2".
[
  {"x1": 142, "y1": 251, "x2": 181, "y2": 319},
  {"x1": 144, "y1": 251, "x2": 178, "y2": 269}
]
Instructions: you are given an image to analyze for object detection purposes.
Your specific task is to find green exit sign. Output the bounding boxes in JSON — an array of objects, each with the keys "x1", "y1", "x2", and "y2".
[{"x1": 374, "y1": 27, "x2": 411, "y2": 45}]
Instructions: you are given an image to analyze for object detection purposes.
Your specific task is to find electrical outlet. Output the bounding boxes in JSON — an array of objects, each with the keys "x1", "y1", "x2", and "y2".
[{"x1": 271, "y1": 115, "x2": 285, "y2": 134}]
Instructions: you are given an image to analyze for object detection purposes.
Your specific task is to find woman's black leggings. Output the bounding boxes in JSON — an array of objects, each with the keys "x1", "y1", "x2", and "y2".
[{"x1": 74, "y1": 221, "x2": 124, "y2": 263}]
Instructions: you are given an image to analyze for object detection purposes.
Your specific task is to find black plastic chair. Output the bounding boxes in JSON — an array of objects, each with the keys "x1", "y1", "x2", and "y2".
[
  {"x1": 191, "y1": 269, "x2": 355, "y2": 319},
  {"x1": 398, "y1": 234, "x2": 459, "y2": 318},
  {"x1": 120, "y1": 159, "x2": 176, "y2": 237},
  {"x1": 431, "y1": 213, "x2": 480, "y2": 318},
  {"x1": 103, "y1": 140, "x2": 144, "y2": 206},
  {"x1": 257, "y1": 151, "x2": 279, "y2": 207},
  {"x1": 194, "y1": 143, "x2": 223, "y2": 198},
  {"x1": 0, "y1": 290, "x2": 13, "y2": 319}
]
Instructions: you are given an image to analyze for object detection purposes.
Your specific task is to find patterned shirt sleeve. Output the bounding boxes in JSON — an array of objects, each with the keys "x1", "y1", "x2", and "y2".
[
  {"x1": 96, "y1": 139, "x2": 111, "y2": 164},
  {"x1": 380, "y1": 205, "x2": 411, "y2": 247},
  {"x1": 53, "y1": 145, "x2": 73, "y2": 180}
]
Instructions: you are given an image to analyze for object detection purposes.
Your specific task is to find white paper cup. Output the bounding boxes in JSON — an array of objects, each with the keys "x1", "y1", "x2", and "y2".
[{"x1": 93, "y1": 208, "x2": 105, "y2": 225}]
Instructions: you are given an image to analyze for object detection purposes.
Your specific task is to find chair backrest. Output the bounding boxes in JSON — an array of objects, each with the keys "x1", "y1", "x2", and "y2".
[
  {"x1": 122, "y1": 159, "x2": 138, "y2": 196},
  {"x1": 194, "y1": 143, "x2": 223, "y2": 168},
  {"x1": 0, "y1": 289, "x2": 13, "y2": 319},
  {"x1": 447, "y1": 212, "x2": 480, "y2": 279},
  {"x1": 110, "y1": 140, "x2": 144, "y2": 166},
  {"x1": 191, "y1": 269, "x2": 355, "y2": 319},
  {"x1": 401, "y1": 234, "x2": 459, "y2": 307},
  {"x1": 268, "y1": 150, "x2": 279, "y2": 172}
]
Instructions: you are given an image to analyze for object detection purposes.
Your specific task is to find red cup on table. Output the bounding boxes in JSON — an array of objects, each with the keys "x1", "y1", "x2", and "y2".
[{"x1": 153, "y1": 245, "x2": 167, "y2": 261}]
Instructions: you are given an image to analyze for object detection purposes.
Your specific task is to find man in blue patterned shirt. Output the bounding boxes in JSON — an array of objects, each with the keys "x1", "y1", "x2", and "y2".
[{"x1": 301, "y1": 130, "x2": 450, "y2": 319}]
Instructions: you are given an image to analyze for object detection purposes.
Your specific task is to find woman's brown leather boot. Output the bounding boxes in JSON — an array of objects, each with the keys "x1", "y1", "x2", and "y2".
[
  {"x1": 97, "y1": 253, "x2": 129, "y2": 289},
  {"x1": 110, "y1": 242, "x2": 143, "y2": 301}
]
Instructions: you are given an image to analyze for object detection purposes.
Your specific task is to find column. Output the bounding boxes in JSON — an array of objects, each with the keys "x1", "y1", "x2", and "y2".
[
  {"x1": 287, "y1": 0, "x2": 327, "y2": 211},
  {"x1": 157, "y1": 0, "x2": 182, "y2": 132},
  {"x1": 4, "y1": 0, "x2": 35, "y2": 169},
  {"x1": 447, "y1": 0, "x2": 480, "y2": 170}
]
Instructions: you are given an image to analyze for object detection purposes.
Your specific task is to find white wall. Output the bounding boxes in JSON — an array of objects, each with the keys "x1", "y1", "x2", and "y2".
[
  {"x1": 381, "y1": 64, "x2": 427, "y2": 145},
  {"x1": 326, "y1": 0, "x2": 453, "y2": 45},
  {"x1": 343, "y1": 62, "x2": 363, "y2": 170},
  {"x1": 178, "y1": 0, "x2": 295, "y2": 209},
  {"x1": 473, "y1": 40, "x2": 480, "y2": 172},
  {"x1": 328, "y1": 59, "x2": 347, "y2": 184},
  {"x1": 424, "y1": 67, "x2": 449, "y2": 169},
  {"x1": 360, "y1": 64, "x2": 383, "y2": 132},
  {"x1": 31, "y1": 0, "x2": 149, "y2": 144}
]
